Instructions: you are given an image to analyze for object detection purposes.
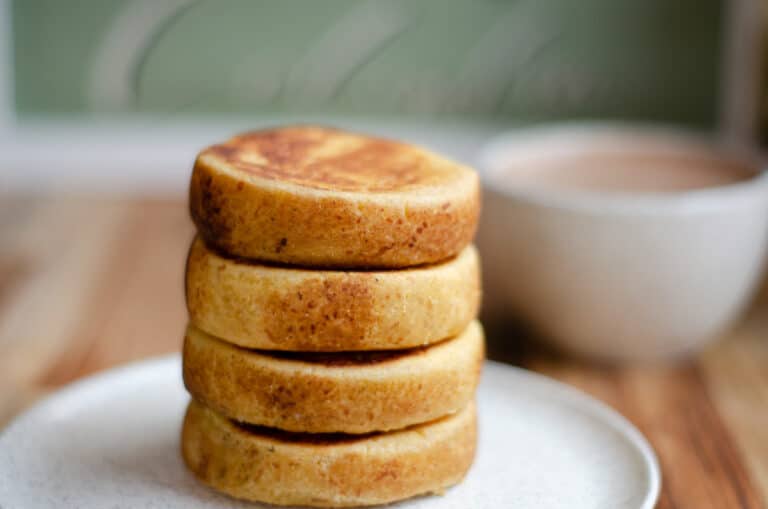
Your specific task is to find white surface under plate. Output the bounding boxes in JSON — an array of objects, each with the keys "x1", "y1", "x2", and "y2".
[{"x1": 0, "y1": 356, "x2": 660, "y2": 509}]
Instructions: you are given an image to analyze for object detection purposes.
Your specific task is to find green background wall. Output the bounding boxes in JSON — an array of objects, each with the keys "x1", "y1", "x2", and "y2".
[{"x1": 12, "y1": 0, "x2": 723, "y2": 125}]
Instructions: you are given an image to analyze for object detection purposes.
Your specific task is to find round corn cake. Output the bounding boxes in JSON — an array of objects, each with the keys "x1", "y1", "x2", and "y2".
[
  {"x1": 182, "y1": 321, "x2": 484, "y2": 434},
  {"x1": 181, "y1": 399, "x2": 477, "y2": 507},
  {"x1": 189, "y1": 126, "x2": 480, "y2": 268},
  {"x1": 186, "y1": 236, "x2": 481, "y2": 351}
]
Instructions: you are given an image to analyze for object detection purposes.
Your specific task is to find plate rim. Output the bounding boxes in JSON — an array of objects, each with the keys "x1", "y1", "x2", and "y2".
[
  {"x1": 0, "y1": 353, "x2": 182, "y2": 441},
  {"x1": 483, "y1": 360, "x2": 661, "y2": 509}
]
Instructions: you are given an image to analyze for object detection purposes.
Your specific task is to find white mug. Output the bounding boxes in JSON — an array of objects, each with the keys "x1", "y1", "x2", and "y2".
[{"x1": 477, "y1": 124, "x2": 768, "y2": 362}]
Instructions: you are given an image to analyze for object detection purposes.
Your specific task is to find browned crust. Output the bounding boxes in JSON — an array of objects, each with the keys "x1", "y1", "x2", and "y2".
[
  {"x1": 182, "y1": 322, "x2": 485, "y2": 434},
  {"x1": 203, "y1": 126, "x2": 459, "y2": 193},
  {"x1": 185, "y1": 236, "x2": 481, "y2": 351},
  {"x1": 181, "y1": 399, "x2": 477, "y2": 507},
  {"x1": 189, "y1": 126, "x2": 480, "y2": 268}
]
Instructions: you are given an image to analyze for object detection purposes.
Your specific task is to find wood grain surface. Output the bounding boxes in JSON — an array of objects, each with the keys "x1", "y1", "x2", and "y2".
[{"x1": 0, "y1": 196, "x2": 766, "y2": 509}]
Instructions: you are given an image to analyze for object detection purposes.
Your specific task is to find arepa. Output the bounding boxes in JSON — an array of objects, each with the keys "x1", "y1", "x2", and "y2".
[
  {"x1": 183, "y1": 321, "x2": 484, "y2": 433},
  {"x1": 181, "y1": 399, "x2": 477, "y2": 507},
  {"x1": 189, "y1": 126, "x2": 480, "y2": 268},
  {"x1": 186, "y1": 236, "x2": 480, "y2": 351}
]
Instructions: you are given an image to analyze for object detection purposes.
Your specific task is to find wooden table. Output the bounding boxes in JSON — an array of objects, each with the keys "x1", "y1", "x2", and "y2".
[{"x1": 1, "y1": 196, "x2": 766, "y2": 509}]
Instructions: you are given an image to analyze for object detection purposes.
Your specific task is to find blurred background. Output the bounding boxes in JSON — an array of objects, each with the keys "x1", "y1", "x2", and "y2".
[
  {"x1": 0, "y1": 0, "x2": 759, "y2": 192},
  {"x1": 1, "y1": 1, "x2": 767, "y2": 508}
]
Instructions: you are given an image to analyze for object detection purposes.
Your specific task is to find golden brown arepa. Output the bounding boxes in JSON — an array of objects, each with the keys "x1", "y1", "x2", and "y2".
[
  {"x1": 189, "y1": 126, "x2": 480, "y2": 268},
  {"x1": 186, "y1": 236, "x2": 480, "y2": 351},
  {"x1": 183, "y1": 321, "x2": 484, "y2": 434},
  {"x1": 181, "y1": 399, "x2": 477, "y2": 507}
]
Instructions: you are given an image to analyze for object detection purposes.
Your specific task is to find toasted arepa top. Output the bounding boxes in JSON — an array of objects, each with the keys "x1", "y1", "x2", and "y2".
[{"x1": 198, "y1": 126, "x2": 472, "y2": 193}]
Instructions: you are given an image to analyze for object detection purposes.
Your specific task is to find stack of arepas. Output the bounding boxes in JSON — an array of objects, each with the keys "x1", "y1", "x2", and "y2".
[{"x1": 181, "y1": 126, "x2": 484, "y2": 507}]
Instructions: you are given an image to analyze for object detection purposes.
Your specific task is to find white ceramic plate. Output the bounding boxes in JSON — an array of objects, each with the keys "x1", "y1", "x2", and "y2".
[{"x1": 0, "y1": 356, "x2": 660, "y2": 509}]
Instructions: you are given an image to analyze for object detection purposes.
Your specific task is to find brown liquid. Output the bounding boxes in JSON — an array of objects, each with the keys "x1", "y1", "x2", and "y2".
[{"x1": 501, "y1": 150, "x2": 756, "y2": 193}]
